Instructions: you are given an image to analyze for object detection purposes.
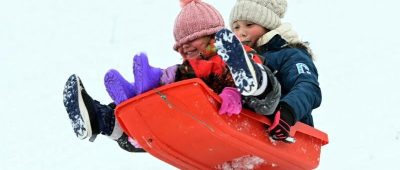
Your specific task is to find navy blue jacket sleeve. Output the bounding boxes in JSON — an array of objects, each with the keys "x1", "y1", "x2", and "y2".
[{"x1": 269, "y1": 48, "x2": 322, "y2": 123}]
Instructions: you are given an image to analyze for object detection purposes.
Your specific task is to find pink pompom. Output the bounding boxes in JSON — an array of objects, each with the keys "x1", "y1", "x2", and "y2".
[{"x1": 180, "y1": 0, "x2": 201, "y2": 7}]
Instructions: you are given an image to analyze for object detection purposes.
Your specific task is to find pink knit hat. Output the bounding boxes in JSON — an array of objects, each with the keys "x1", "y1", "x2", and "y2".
[{"x1": 173, "y1": 0, "x2": 225, "y2": 51}]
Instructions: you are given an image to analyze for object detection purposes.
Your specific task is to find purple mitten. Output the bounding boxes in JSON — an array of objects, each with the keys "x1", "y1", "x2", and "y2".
[
  {"x1": 104, "y1": 69, "x2": 136, "y2": 105},
  {"x1": 160, "y1": 65, "x2": 178, "y2": 85},
  {"x1": 133, "y1": 53, "x2": 163, "y2": 95},
  {"x1": 218, "y1": 87, "x2": 242, "y2": 116}
]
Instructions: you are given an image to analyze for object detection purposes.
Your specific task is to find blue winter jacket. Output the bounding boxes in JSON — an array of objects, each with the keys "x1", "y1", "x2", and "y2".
[{"x1": 257, "y1": 35, "x2": 321, "y2": 126}]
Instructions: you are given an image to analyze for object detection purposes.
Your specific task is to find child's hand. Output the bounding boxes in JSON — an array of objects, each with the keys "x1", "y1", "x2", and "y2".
[
  {"x1": 218, "y1": 87, "x2": 242, "y2": 116},
  {"x1": 268, "y1": 106, "x2": 296, "y2": 143}
]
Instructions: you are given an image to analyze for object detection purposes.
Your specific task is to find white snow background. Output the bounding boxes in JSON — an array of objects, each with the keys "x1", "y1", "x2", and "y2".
[{"x1": 1, "y1": 0, "x2": 400, "y2": 169}]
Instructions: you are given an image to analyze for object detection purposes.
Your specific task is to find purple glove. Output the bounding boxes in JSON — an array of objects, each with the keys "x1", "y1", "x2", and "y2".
[{"x1": 218, "y1": 87, "x2": 242, "y2": 116}]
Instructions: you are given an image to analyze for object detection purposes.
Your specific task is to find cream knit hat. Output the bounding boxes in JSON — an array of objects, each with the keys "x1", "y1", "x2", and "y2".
[{"x1": 229, "y1": 0, "x2": 287, "y2": 30}]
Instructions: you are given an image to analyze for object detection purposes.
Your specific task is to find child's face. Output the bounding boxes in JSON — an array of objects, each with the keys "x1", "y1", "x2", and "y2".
[
  {"x1": 178, "y1": 36, "x2": 211, "y2": 59},
  {"x1": 232, "y1": 20, "x2": 267, "y2": 48}
]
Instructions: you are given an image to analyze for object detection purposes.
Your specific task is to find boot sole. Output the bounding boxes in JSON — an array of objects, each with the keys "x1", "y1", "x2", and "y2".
[
  {"x1": 63, "y1": 74, "x2": 92, "y2": 139},
  {"x1": 215, "y1": 28, "x2": 258, "y2": 96}
]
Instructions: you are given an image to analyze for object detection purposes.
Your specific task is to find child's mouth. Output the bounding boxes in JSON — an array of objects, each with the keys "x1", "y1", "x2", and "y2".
[
  {"x1": 185, "y1": 50, "x2": 200, "y2": 58},
  {"x1": 241, "y1": 41, "x2": 251, "y2": 46}
]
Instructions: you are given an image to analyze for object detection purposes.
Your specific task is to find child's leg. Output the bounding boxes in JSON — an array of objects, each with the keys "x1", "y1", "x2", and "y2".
[
  {"x1": 215, "y1": 28, "x2": 268, "y2": 96},
  {"x1": 133, "y1": 53, "x2": 163, "y2": 94},
  {"x1": 104, "y1": 69, "x2": 136, "y2": 105},
  {"x1": 63, "y1": 74, "x2": 144, "y2": 152},
  {"x1": 117, "y1": 134, "x2": 145, "y2": 152},
  {"x1": 63, "y1": 74, "x2": 122, "y2": 141},
  {"x1": 243, "y1": 65, "x2": 281, "y2": 116},
  {"x1": 104, "y1": 53, "x2": 170, "y2": 105}
]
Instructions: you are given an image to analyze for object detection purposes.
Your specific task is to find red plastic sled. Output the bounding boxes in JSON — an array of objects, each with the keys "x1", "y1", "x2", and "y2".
[{"x1": 116, "y1": 78, "x2": 328, "y2": 170}]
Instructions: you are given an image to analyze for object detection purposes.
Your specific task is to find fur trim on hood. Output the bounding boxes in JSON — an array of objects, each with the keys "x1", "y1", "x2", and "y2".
[{"x1": 257, "y1": 23, "x2": 314, "y2": 59}]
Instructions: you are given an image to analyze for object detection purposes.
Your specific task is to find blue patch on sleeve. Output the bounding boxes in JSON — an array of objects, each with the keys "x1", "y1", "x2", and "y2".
[{"x1": 296, "y1": 63, "x2": 311, "y2": 74}]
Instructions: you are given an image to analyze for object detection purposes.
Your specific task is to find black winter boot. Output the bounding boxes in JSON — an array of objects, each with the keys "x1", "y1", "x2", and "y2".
[
  {"x1": 116, "y1": 133, "x2": 146, "y2": 152},
  {"x1": 63, "y1": 74, "x2": 122, "y2": 141},
  {"x1": 63, "y1": 74, "x2": 146, "y2": 153}
]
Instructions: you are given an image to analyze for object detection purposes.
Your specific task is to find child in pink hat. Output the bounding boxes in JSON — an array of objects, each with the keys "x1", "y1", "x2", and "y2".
[
  {"x1": 106, "y1": 0, "x2": 284, "y2": 143},
  {"x1": 105, "y1": 0, "x2": 277, "y2": 111},
  {"x1": 62, "y1": 0, "x2": 280, "y2": 153}
]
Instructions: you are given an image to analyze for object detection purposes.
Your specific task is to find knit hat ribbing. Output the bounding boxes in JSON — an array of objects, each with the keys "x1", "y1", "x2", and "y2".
[
  {"x1": 173, "y1": 0, "x2": 225, "y2": 51},
  {"x1": 229, "y1": 0, "x2": 287, "y2": 31}
]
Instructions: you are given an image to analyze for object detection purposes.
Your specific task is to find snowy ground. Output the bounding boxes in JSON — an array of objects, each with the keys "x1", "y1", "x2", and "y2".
[{"x1": 1, "y1": 0, "x2": 400, "y2": 169}]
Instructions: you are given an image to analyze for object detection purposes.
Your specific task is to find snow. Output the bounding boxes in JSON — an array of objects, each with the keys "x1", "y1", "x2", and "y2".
[
  {"x1": 215, "y1": 155, "x2": 265, "y2": 170},
  {"x1": 1, "y1": 0, "x2": 400, "y2": 170}
]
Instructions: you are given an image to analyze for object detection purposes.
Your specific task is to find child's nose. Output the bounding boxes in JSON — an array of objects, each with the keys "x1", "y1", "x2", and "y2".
[
  {"x1": 241, "y1": 31, "x2": 247, "y2": 37},
  {"x1": 237, "y1": 33, "x2": 247, "y2": 42},
  {"x1": 237, "y1": 30, "x2": 247, "y2": 38}
]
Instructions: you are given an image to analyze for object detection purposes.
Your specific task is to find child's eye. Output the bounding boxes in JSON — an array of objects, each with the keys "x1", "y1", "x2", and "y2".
[{"x1": 245, "y1": 21, "x2": 255, "y2": 27}]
